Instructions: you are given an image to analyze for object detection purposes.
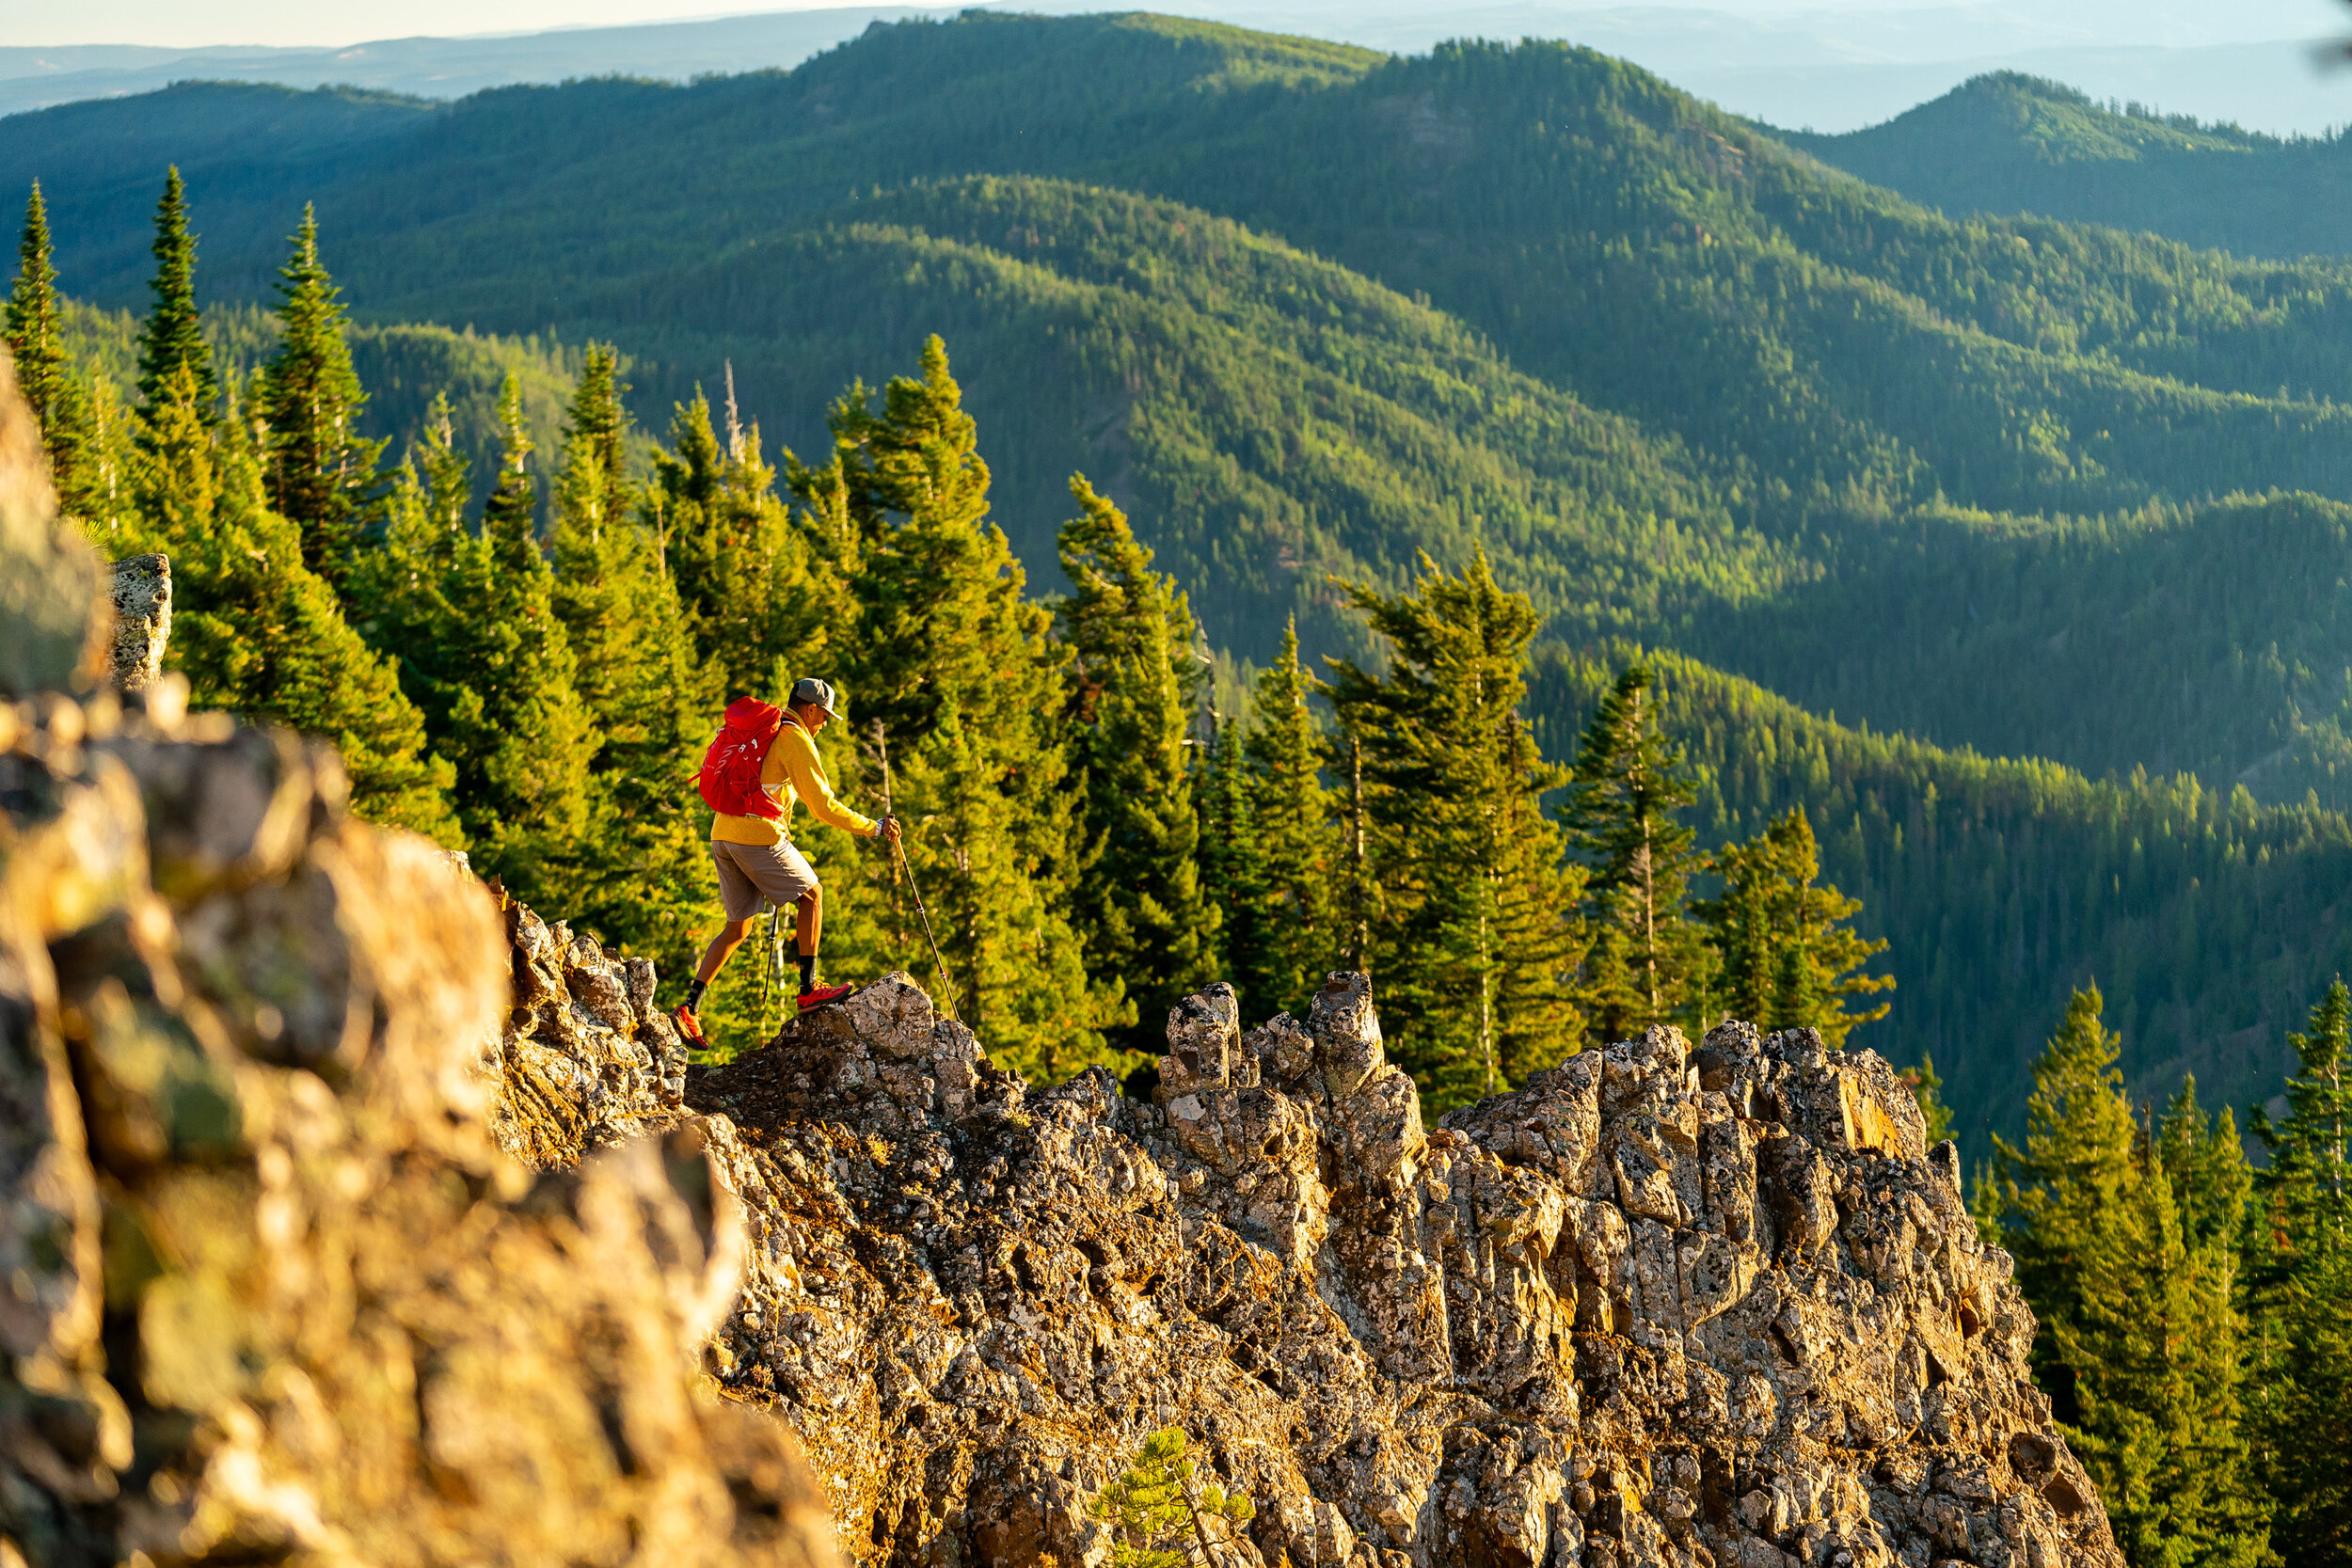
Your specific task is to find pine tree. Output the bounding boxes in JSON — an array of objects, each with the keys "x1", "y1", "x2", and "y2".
[
  {"x1": 1903, "y1": 1051, "x2": 1955, "y2": 1143},
  {"x1": 655, "y1": 385, "x2": 839, "y2": 702},
  {"x1": 1562, "y1": 660, "x2": 1708, "y2": 1045},
  {"x1": 549, "y1": 346, "x2": 720, "y2": 975},
  {"x1": 1197, "y1": 713, "x2": 1264, "y2": 991},
  {"x1": 1692, "y1": 806, "x2": 1892, "y2": 1045},
  {"x1": 258, "y1": 205, "x2": 384, "y2": 582},
  {"x1": 1241, "y1": 617, "x2": 1341, "y2": 1021},
  {"x1": 1986, "y1": 988, "x2": 2272, "y2": 1568},
  {"x1": 139, "y1": 369, "x2": 458, "y2": 840},
  {"x1": 1327, "y1": 549, "x2": 1584, "y2": 1108},
  {"x1": 136, "y1": 167, "x2": 216, "y2": 420},
  {"x1": 10, "y1": 183, "x2": 104, "y2": 524},
  {"x1": 2247, "y1": 980, "x2": 2352, "y2": 1565},
  {"x1": 2054, "y1": 1117, "x2": 2270, "y2": 1568},
  {"x1": 440, "y1": 373, "x2": 601, "y2": 892},
  {"x1": 2155, "y1": 1076, "x2": 2249, "y2": 1253},
  {"x1": 1057, "y1": 473, "x2": 1216, "y2": 1052},
  {"x1": 787, "y1": 338, "x2": 1120, "y2": 1080},
  {"x1": 6, "y1": 183, "x2": 64, "y2": 424},
  {"x1": 1986, "y1": 986, "x2": 2143, "y2": 1420},
  {"x1": 1087, "y1": 1429, "x2": 1255, "y2": 1568}
]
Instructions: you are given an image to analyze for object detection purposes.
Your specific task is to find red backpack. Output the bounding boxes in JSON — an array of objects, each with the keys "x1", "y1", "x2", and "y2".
[{"x1": 697, "y1": 698, "x2": 786, "y2": 819}]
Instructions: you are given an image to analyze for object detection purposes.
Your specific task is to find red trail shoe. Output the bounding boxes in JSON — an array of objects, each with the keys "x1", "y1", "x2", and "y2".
[
  {"x1": 670, "y1": 1003, "x2": 707, "y2": 1047},
  {"x1": 797, "y1": 982, "x2": 854, "y2": 1011}
]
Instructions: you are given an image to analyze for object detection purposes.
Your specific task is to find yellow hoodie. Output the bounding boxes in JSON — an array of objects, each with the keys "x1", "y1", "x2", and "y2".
[{"x1": 709, "y1": 715, "x2": 878, "y2": 846}]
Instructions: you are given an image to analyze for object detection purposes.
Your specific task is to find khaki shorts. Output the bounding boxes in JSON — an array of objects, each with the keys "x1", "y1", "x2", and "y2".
[{"x1": 711, "y1": 839, "x2": 818, "y2": 922}]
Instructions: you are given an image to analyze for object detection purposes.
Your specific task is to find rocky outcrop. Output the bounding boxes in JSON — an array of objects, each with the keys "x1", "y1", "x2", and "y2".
[
  {"x1": 104, "y1": 553, "x2": 171, "y2": 695},
  {"x1": 617, "y1": 969, "x2": 2122, "y2": 1568},
  {"x1": 0, "y1": 371, "x2": 838, "y2": 1567}
]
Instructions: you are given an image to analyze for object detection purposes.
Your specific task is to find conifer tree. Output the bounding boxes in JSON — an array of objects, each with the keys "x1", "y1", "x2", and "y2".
[
  {"x1": 7, "y1": 183, "x2": 64, "y2": 427},
  {"x1": 347, "y1": 394, "x2": 469, "y2": 671},
  {"x1": 2247, "y1": 980, "x2": 2352, "y2": 1565},
  {"x1": 1985, "y1": 988, "x2": 2271, "y2": 1568},
  {"x1": 136, "y1": 167, "x2": 216, "y2": 420},
  {"x1": 1986, "y1": 987, "x2": 2143, "y2": 1415},
  {"x1": 440, "y1": 374, "x2": 601, "y2": 891},
  {"x1": 653, "y1": 388, "x2": 839, "y2": 700},
  {"x1": 1057, "y1": 474, "x2": 1215, "y2": 1052},
  {"x1": 1242, "y1": 618, "x2": 1341, "y2": 1021},
  {"x1": 1904, "y1": 1052, "x2": 1955, "y2": 1143},
  {"x1": 1328, "y1": 549, "x2": 1583, "y2": 1107},
  {"x1": 138, "y1": 368, "x2": 458, "y2": 840},
  {"x1": 2052, "y1": 1118, "x2": 2270, "y2": 1568},
  {"x1": 1563, "y1": 661, "x2": 1707, "y2": 1044},
  {"x1": 259, "y1": 205, "x2": 383, "y2": 581},
  {"x1": 1693, "y1": 806, "x2": 1892, "y2": 1045},
  {"x1": 788, "y1": 337, "x2": 1120, "y2": 1081},
  {"x1": 549, "y1": 347, "x2": 720, "y2": 973},
  {"x1": 1197, "y1": 713, "x2": 1263, "y2": 990},
  {"x1": 10, "y1": 184, "x2": 106, "y2": 522}
]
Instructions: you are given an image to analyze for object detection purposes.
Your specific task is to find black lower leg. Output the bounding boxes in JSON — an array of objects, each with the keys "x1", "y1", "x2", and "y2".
[{"x1": 798, "y1": 951, "x2": 816, "y2": 991}]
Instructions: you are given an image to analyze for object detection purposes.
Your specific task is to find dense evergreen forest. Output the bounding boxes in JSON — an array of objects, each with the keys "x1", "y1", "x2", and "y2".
[
  {"x1": 11, "y1": 18, "x2": 2352, "y2": 1560},
  {"x1": 12, "y1": 8, "x2": 2352, "y2": 1145},
  {"x1": 1790, "y1": 71, "x2": 2352, "y2": 262},
  {"x1": 17, "y1": 16, "x2": 2352, "y2": 808}
]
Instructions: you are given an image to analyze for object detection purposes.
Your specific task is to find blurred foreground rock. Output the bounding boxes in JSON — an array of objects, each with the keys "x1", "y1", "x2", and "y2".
[{"x1": 0, "y1": 363, "x2": 838, "y2": 1567}]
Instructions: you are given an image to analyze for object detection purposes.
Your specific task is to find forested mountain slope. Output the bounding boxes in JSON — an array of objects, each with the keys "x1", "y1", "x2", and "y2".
[
  {"x1": 1533, "y1": 648, "x2": 2352, "y2": 1148},
  {"x1": 12, "y1": 16, "x2": 2352, "y2": 810},
  {"x1": 1789, "y1": 71, "x2": 2352, "y2": 262}
]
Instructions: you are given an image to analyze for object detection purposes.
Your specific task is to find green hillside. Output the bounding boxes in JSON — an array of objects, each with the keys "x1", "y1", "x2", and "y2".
[
  {"x1": 13, "y1": 17, "x2": 2352, "y2": 810},
  {"x1": 1789, "y1": 71, "x2": 2352, "y2": 261},
  {"x1": 1533, "y1": 646, "x2": 2352, "y2": 1148},
  {"x1": 19, "y1": 12, "x2": 2352, "y2": 1138}
]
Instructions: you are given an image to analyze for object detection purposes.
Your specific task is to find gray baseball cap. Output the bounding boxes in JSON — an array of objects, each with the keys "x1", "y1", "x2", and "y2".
[{"x1": 788, "y1": 676, "x2": 845, "y2": 719}]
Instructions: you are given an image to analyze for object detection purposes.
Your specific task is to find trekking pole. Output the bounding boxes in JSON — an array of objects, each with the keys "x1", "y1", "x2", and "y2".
[{"x1": 874, "y1": 721, "x2": 962, "y2": 1022}]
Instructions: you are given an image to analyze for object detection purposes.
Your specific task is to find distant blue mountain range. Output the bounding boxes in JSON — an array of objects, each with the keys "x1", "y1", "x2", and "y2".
[{"x1": 6, "y1": 0, "x2": 2345, "y2": 135}]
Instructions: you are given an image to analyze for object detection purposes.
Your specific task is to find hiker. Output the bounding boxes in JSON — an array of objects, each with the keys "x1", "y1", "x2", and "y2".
[{"x1": 672, "y1": 676, "x2": 901, "y2": 1044}]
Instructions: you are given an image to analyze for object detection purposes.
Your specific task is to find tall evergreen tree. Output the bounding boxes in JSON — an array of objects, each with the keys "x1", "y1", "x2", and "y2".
[
  {"x1": 1987, "y1": 986, "x2": 2143, "y2": 1418},
  {"x1": 1692, "y1": 806, "x2": 1892, "y2": 1045},
  {"x1": 788, "y1": 338, "x2": 1120, "y2": 1080},
  {"x1": 1057, "y1": 473, "x2": 1216, "y2": 1052},
  {"x1": 2247, "y1": 980, "x2": 2352, "y2": 1566},
  {"x1": 549, "y1": 346, "x2": 720, "y2": 974},
  {"x1": 1197, "y1": 712, "x2": 1264, "y2": 991},
  {"x1": 1327, "y1": 549, "x2": 1584, "y2": 1108},
  {"x1": 8, "y1": 185, "x2": 71, "y2": 447},
  {"x1": 450, "y1": 374, "x2": 600, "y2": 890},
  {"x1": 1904, "y1": 1052, "x2": 1955, "y2": 1143},
  {"x1": 135, "y1": 365, "x2": 457, "y2": 839},
  {"x1": 136, "y1": 167, "x2": 216, "y2": 420},
  {"x1": 1240, "y1": 618, "x2": 1341, "y2": 1021},
  {"x1": 9, "y1": 183, "x2": 102, "y2": 518},
  {"x1": 258, "y1": 205, "x2": 383, "y2": 581},
  {"x1": 1562, "y1": 660, "x2": 1707, "y2": 1044},
  {"x1": 653, "y1": 388, "x2": 839, "y2": 701},
  {"x1": 1986, "y1": 988, "x2": 2271, "y2": 1568}
]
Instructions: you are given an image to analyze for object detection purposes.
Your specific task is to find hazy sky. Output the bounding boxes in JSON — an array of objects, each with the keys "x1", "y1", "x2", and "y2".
[
  {"x1": 15, "y1": 0, "x2": 895, "y2": 49},
  {"x1": 27, "y1": 0, "x2": 2345, "y2": 50}
]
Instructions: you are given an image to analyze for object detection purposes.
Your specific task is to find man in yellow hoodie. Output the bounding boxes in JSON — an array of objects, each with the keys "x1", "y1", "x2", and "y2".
[{"x1": 673, "y1": 677, "x2": 899, "y2": 1044}]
